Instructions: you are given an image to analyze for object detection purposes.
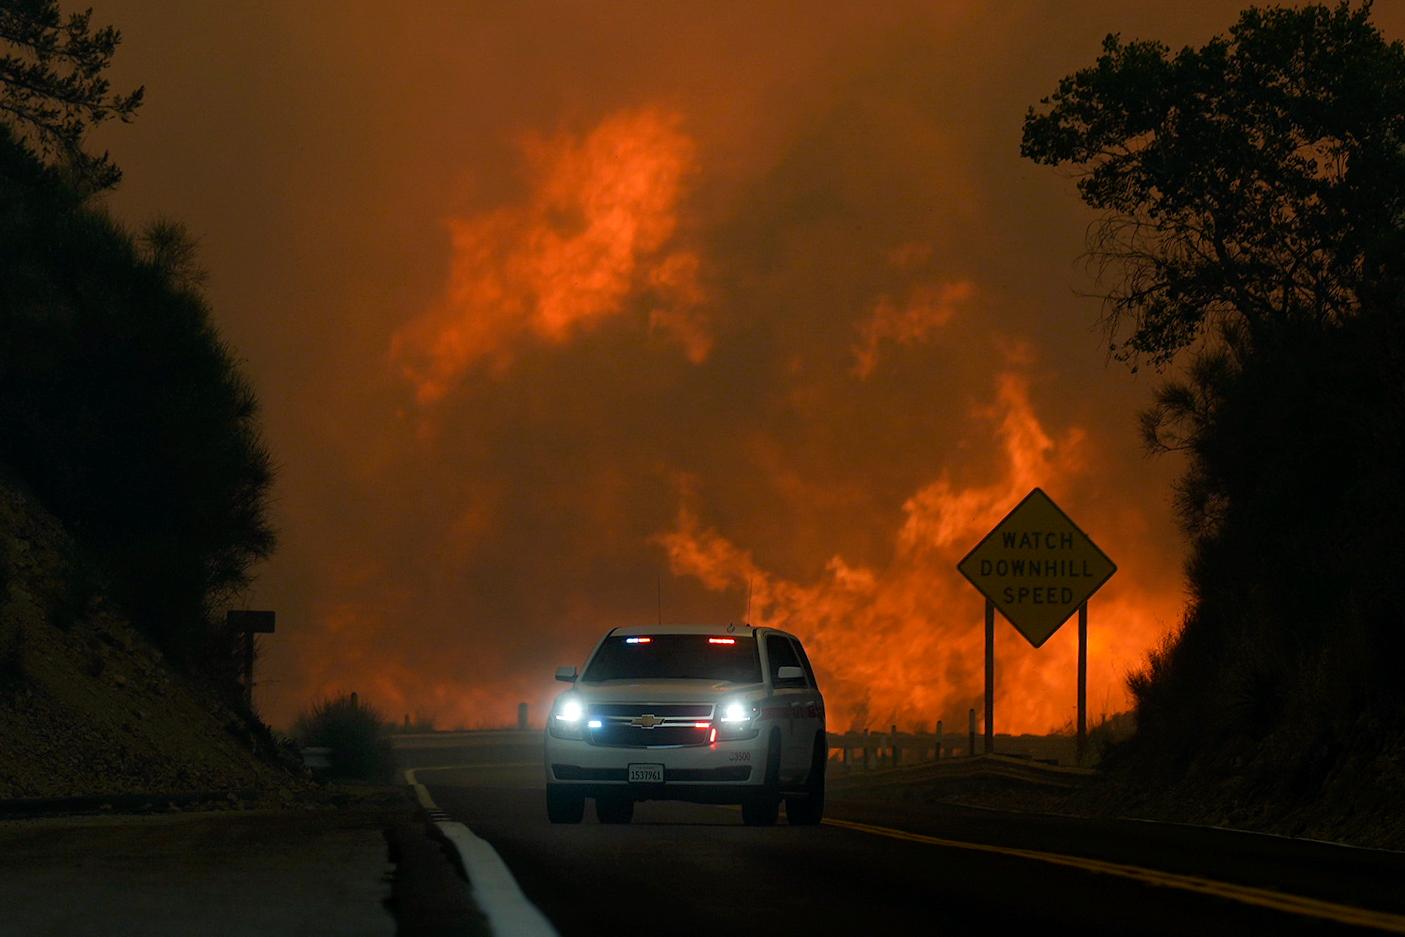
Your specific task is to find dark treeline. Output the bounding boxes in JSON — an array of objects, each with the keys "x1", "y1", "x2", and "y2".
[
  {"x1": 1024, "y1": 1, "x2": 1405, "y2": 818},
  {"x1": 0, "y1": 3, "x2": 274, "y2": 697}
]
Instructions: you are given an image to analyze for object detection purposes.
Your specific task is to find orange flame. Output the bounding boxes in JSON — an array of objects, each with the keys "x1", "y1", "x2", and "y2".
[
  {"x1": 391, "y1": 108, "x2": 707, "y2": 402},
  {"x1": 657, "y1": 369, "x2": 1180, "y2": 734},
  {"x1": 852, "y1": 279, "x2": 975, "y2": 378}
]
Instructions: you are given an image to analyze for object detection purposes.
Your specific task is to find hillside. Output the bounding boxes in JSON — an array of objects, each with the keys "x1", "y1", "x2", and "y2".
[{"x1": 0, "y1": 479, "x2": 297, "y2": 800}]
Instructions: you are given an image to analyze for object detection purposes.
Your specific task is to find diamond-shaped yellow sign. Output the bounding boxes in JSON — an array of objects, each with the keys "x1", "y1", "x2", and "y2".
[{"x1": 957, "y1": 488, "x2": 1116, "y2": 648}]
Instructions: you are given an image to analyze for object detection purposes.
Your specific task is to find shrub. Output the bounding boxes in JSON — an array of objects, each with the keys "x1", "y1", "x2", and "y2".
[{"x1": 292, "y1": 693, "x2": 394, "y2": 783}]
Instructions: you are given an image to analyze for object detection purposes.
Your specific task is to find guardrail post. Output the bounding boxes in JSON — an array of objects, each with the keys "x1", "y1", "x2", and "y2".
[
  {"x1": 862, "y1": 728, "x2": 871, "y2": 770},
  {"x1": 891, "y1": 723, "x2": 900, "y2": 767},
  {"x1": 517, "y1": 702, "x2": 529, "y2": 730},
  {"x1": 968, "y1": 708, "x2": 976, "y2": 758},
  {"x1": 936, "y1": 720, "x2": 944, "y2": 761}
]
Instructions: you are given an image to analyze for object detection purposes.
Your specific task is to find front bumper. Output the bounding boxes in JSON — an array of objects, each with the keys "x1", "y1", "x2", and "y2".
[{"x1": 544, "y1": 732, "x2": 770, "y2": 802}]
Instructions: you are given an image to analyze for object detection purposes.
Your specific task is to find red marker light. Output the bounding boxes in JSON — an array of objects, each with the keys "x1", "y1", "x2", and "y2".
[
  {"x1": 709, "y1": 728, "x2": 717, "y2": 744},
  {"x1": 625, "y1": 636, "x2": 652, "y2": 644},
  {"x1": 708, "y1": 637, "x2": 736, "y2": 645},
  {"x1": 693, "y1": 722, "x2": 711, "y2": 729}
]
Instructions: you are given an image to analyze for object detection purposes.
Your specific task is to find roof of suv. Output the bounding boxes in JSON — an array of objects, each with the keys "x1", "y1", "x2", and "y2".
[{"x1": 611, "y1": 623, "x2": 759, "y2": 638}]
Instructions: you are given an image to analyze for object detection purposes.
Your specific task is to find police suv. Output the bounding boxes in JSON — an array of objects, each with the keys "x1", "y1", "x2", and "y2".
[{"x1": 545, "y1": 624, "x2": 826, "y2": 826}]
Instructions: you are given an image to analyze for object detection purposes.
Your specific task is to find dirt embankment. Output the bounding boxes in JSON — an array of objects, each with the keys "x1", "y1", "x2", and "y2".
[{"x1": 0, "y1": 480, "x2": 300, "y2": 800}]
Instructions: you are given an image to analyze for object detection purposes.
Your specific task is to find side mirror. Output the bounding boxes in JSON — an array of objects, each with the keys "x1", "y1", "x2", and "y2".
[
  {"x1": 555, "y1": 665, "x2": 578, "y2": 683},
  {"x1": 776, "y1": 665, "x2": 805, "y2": 682}
]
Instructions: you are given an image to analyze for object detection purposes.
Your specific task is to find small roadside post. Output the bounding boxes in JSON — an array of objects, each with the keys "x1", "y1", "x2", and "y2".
[
  {"x1": 935, "y1": 719, "x2": 943, "y2": 761},
  {"x1": 517, "y1": 702, "x2": 529, "y2": 730},
  {"x1": 957, "y1": 488, "x2": 1116, "y2": 763},
  {"x1": 227, "y1": 610, "x2": 275, "y2": 708},
  {"x1": 984, "y1": 598, "x2": 995, "y2": 752}
]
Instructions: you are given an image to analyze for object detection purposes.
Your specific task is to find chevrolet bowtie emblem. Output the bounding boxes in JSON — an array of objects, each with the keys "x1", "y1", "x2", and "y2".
[{"x1": 630, "y1": 714, "x2": 663, "y2": 728}]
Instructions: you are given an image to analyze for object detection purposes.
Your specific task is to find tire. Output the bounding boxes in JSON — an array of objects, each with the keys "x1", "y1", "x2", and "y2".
[
  {"x1": 742, "y1": 730, "x2": 782, "y2": 827},
  {"x1": 786, "y1": 732, "x2": 826, "y2": 825},
  {"x1": 546, "y1": 784, "x2": 584, "y2": 824},
  {"x1": 595, "y1": 795, "x2": 634, "y2": 824}
]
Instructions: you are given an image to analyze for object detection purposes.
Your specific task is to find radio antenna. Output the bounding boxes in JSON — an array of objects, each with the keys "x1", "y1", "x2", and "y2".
[
  {"x1": 745, "y1": 576, "x2": 753, "y2": 625},
  {"x1": 657, "y1": 573, "x2": 663, "y2": 626}
]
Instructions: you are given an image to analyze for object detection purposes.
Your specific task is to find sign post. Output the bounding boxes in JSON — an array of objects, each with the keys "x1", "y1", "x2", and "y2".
[
  {"x1": 984, "y1": 598, "x2": 994, "y2": 753},
  {"x1": 227, "y1": 610, "x2": 276, "y2": 708},
  {"x1": 1077, "y1": 601, "x2": 1089, "y2": 761},
  {"x1": 957, "y1": 488, "x2": 1115, "y2": 761}
]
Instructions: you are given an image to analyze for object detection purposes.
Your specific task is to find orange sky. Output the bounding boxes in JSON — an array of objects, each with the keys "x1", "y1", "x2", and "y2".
[{"x1": 88, "y1": 2, "x2": 1405, "y2": 733}]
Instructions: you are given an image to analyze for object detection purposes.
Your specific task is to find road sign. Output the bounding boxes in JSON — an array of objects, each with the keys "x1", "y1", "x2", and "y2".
[
  {"x1": 227, "y1": 610, "x2": 277, "y2": 707},
  {"x1": 957, "y1": 488, "x2": 1115, "y2": 648}
]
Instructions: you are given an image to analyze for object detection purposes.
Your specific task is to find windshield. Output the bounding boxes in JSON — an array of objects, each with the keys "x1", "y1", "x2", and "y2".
[{"x1": 582, "y1": 634, "x2": 762, "y2": 684}]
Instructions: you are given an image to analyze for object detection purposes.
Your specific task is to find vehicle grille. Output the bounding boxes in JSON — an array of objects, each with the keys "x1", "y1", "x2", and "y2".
[
  {"x1": 591, "y1": 724, "x2": 710, "y2": 747},
  {"x1": 586, "y1": 703, "x2": 716, "y2": 748},
  {"x1": 591, "y1": 704, "x2": 712, "y2": 718}
]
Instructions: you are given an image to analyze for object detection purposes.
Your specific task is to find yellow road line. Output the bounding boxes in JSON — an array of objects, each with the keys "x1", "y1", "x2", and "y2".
[{"x1": 823, "y1": 818, "x2": 1405, "y2": 933}]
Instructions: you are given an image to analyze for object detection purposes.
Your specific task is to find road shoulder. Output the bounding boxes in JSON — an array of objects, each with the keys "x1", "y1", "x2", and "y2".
[{"x1": 0, "y1": 796, "x2": 490, "y2": 937}]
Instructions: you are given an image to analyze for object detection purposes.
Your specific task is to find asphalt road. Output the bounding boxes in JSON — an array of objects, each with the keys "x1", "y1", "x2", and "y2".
[
  {"x1": 0, "y1": 806, "x2": 400, "y2": 937},
  {"x1": 421, "y1": 749, "x2": 1405, "y2": 937}
]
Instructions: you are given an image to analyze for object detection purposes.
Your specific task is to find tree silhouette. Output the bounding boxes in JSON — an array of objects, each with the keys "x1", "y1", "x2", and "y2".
[
  {"x1": 1024, "y1": 3, "x2": 1405, "y2": 829},
  {"x1": 0, "y1": 123, "x2": 275, "y2": 686},
  {"x1": 0, "y1": 0, "x2": 143, "y2": 190},
  {"x1": 1021, "y1": 1, "x2": 1405, "y2": 370}
]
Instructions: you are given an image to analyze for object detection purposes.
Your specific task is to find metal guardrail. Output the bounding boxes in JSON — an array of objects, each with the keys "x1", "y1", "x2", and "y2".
[
  {"x1": 387, "y1": 730, "x2": 540, "y2": 750},
  {"x1": 826, "y1": 728, "x2": 1081, "y2": 768},
  {"x1": 382, "y1": 726, "x2": 1081, "y2": 768},
  {"x1": 300, "y1": 747, "x2": 332, "y2": 770},
  {"x1": 388, "y1": 730, "x2": 544, "y2": 771}
]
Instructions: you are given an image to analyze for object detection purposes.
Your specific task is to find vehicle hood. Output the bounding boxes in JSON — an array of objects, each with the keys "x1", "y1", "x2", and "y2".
[{"x1": 572, "y1": 679, "x2": 764, "y2": 703}]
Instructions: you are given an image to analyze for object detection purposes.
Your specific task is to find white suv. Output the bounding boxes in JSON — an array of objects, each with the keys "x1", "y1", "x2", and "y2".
[{"x1": 545, "y1": 624, "x2": 826, "y2": 826}]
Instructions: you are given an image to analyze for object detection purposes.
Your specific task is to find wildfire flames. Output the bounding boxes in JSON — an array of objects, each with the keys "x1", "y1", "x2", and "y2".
[
  {"x1": 265, "y1": 85, "x2": 1183, "y2": 734},
  {"x1": 119, "y1": 2, "x2": 1405, "y2": 742},
  {"x1": 391, "y1": 108, "x2": 708, "y2": 402},
  {"x1": 657, "y1": 370, "x2": 1180, "y2": 733},
  {"x1": 852, "y1": 280, "x2": 975, "y2": 379},
  {"x1": 339, "y1": 103, "x2": 1186, "y2": 736}
]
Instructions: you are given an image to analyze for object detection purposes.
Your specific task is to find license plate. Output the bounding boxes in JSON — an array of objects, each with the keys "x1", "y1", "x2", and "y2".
[{"x1": 627, "y1": 763, "x2": 664, "y2": 783}]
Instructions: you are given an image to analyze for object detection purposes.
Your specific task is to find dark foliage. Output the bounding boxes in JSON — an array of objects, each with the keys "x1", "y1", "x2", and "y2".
[
  {"x1": 1023, "y1": 2, "x2": 1405, "y2": 809},
  {"x1": 1130, "y1": 316, "x2": 1405, "y2": 774},
  {"x1": 0, "y1": 0, "x2": 143, "y2": 191},
  {"x1": 1021, "y1": 1, "x2": 1405, "y2": 370},
  {"x1": 0, "y1": 125, "x2": 275, "y2": 683},
  {"x1": 292, "y1": 694, "x2": 395, "y2": 783}
]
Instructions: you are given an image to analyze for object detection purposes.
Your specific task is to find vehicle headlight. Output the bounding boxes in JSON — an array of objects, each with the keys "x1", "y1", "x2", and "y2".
[
  {"x1": 558, "y1": 698, "x2": 583, "y2": 722},
  {"x1": 716, "y1": 698, "x2": 759, "y2": 740},
  {"x1": 549, "y1": 695, "x2": 586, "y2": 740}
]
